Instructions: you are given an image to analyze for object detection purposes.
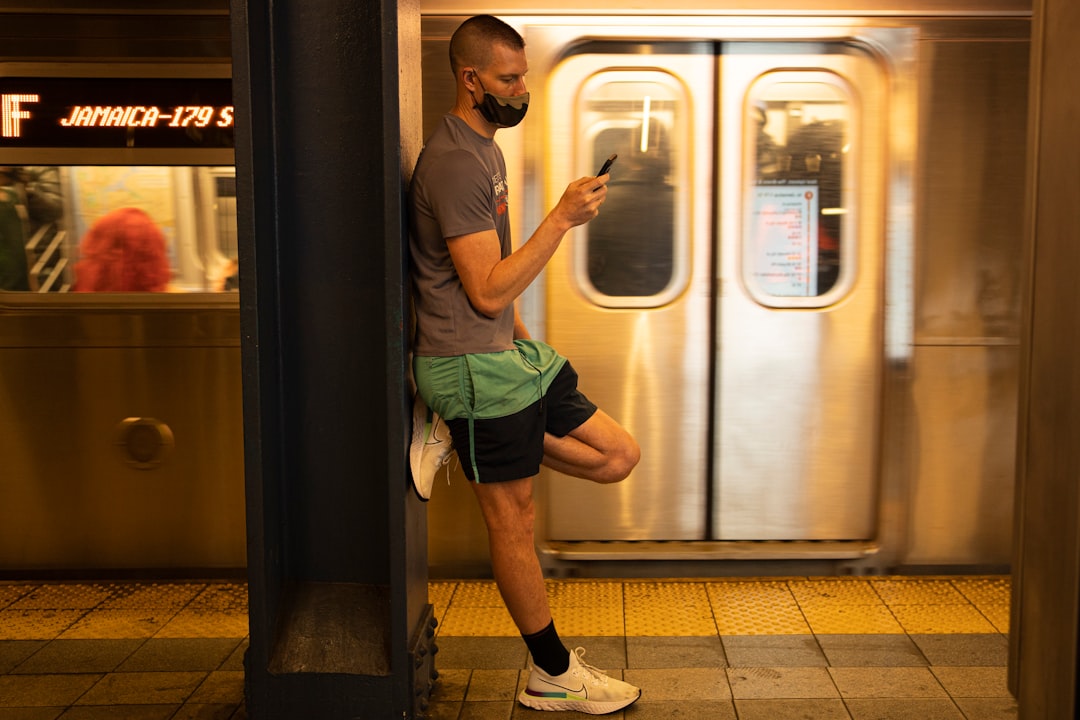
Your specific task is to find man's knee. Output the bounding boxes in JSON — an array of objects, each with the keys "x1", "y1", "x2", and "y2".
[
  {"x1": 600, "y1": 433, "x2": 640, "y2": 484},
  {"x1": 473, "y1": 478, "x2": 537, "y2": 532}
]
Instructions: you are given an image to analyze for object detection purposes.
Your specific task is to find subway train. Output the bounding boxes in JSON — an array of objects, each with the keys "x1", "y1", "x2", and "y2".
[{"x1": 0, "y1": 1, "x2": 1030, "y2": 577}]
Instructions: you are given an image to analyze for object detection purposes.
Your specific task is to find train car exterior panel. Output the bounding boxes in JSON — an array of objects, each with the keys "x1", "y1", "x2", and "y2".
[
  {"x1": 0, "y1": 342, "x2": 244, "y2": 570},
  {"x1": 907, "y1": 345, "x2": 1018, "y2": 566},
  {"x1": 0, "y1": 2, "x2": 1032, "y2": 574}
]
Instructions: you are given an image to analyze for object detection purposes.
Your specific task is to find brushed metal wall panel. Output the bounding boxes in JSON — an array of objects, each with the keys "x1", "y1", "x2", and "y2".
[
  {"x1": 915, "y1": 39, "x2": 1029, "y2": 342},
  {"x1": 905, "y1": 345, "x2": 1018, "y2": 565},
  {"x1": 0, "y1": 343, "x2": 245, "y2": 569}
]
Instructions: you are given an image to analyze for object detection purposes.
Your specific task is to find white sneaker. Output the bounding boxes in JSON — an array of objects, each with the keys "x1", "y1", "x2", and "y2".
[
  {"x1": 518, "y1": 647, "x2": 641, "y2": 715},
  {"x1": 409, "y1": 393, "x2": 454, "y2": 501}
]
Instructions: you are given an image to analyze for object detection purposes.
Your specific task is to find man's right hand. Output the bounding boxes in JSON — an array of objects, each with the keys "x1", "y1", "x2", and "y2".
[{"x1": 550, "y1": 174, "x2": 610, "y2": 232}]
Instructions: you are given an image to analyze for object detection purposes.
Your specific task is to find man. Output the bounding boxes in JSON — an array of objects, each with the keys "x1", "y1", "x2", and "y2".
[{"x1": 408, "y1": 14, "x2": 642, "y2": 716}]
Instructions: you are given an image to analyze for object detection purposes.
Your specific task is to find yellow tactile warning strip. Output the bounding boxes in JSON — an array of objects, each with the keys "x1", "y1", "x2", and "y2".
[
  {"x1": 429, "y1": 576, "x2": 1012, "y2": 638},
  {"x1": 0, "y1": 576, "x2": 1011, "y2": 641},
  {"x1": 625, "y1": 582, "x2": 718, "y2": 637},
  {"x1": 708, "y1": 581, "x2": 811, "y2": 635},
  {"x1": 0, "y1": 582, "x2": 249, "y2": 641}
]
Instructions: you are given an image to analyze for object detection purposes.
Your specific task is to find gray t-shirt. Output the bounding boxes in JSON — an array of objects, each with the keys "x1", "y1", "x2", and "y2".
[{"x1": 409, "y1": 115, "x2": 515, "y2": 356}]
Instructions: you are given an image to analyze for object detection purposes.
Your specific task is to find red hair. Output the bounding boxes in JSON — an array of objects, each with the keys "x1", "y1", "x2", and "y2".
[{"x1": 73, "y1": 207, "x2": 171, "y2": 292}]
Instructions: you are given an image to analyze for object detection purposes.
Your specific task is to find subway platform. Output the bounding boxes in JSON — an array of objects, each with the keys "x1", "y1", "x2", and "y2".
[{"x1": 0, "y1": 575, "x2": 1016, "y2": 719}]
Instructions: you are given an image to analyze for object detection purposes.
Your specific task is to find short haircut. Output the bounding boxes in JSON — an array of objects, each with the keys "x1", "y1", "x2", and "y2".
[{"x1": 449, "y1": 15, "x2": 525, "y2": 74}]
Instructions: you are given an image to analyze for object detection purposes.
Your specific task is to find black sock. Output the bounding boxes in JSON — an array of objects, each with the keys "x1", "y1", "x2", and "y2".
[{"x1": 522, "y1": 620, "x2": 570, "y2": 676}]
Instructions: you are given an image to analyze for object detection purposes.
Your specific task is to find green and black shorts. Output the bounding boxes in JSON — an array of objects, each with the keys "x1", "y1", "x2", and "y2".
[{"x1": 413, "y1": 339, "x2": 597, "y2": 483}]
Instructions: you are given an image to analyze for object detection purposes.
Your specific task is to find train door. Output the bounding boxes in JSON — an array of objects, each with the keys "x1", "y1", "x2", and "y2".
[
  {"x1": 541, "y1": 36, "x2": 888, "y2": 545},
  {"x1": 713, "y1": 46, "x2": 885, "y2": 540},
  {"x1": 543, "y1": 46, "x2": 715, "y2": 541}
]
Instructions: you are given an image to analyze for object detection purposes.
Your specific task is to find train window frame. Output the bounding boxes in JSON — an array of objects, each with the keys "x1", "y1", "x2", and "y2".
[
  {"x1": 0, "y1": 164, "x2": 239, "y2": 301},
  {"x1": 0, "y1": 62, "x2": 236, "y2": 306},
  {"x1": 740, "y1": 69, "x2": 857, "y2": 309},
  {"x1": 571, "y1": 68, "x2": 692, "y2": 309}
]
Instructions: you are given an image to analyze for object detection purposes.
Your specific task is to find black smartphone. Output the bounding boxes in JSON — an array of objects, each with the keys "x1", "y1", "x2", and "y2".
[{"x1": 596, "y1": 153, "x2": 617, "y2": 176}]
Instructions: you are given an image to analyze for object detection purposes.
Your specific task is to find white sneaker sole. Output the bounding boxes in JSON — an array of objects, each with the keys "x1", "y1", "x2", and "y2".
[
  {"x1": 518, "y1": 690, "x2": 640, "y2": 715},
  {"x1": 409, "y1": 395, "x2": 433, "y2": 501}
]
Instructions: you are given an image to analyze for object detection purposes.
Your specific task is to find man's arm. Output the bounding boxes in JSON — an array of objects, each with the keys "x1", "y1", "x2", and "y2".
[{"x1": 447, "y1": 173, "x2": 610, "y2": 318}]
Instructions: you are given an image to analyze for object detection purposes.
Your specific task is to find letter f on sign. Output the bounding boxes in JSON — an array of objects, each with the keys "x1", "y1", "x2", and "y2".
[{"x1": 2, "y1": 94, "x2": 40, "y2": 138}]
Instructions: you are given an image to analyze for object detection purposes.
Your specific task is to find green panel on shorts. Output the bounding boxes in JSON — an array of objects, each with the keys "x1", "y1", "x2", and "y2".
[{"x1": 414, "y1": 339, "x2": 567, "y2": 421}]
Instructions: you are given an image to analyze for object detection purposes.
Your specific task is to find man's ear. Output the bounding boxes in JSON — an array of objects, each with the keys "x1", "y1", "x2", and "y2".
[{"x1": 461, "y1": 68, "x2": 477, "y2": 91}]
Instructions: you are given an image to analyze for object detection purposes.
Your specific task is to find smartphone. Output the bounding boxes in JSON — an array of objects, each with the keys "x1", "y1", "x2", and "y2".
[{"x1": 596, "y1": 153, "x2": 618, "y2": 176}]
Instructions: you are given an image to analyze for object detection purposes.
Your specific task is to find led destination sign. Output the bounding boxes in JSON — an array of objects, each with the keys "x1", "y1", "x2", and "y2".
[{"x1": 0, "y1": 77, "x2": 234, "y2": 149}]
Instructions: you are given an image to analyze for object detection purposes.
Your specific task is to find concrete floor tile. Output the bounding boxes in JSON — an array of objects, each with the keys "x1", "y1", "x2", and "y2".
[
  {"x1": 844, "y1": 697, "x2": 964, "y2": 719},
  {"x1": 56, "y1": 706, "x2": 177, "y2": 720},
  {"x1": 435, "y1": 636, "x2": 528, "y2": 670},
  {"x1": 908, "y1": 635, "x2": 1008, "y2": 666},
  {"x1": 625, "y1": 667, "x2": 730, "y2": 701},
  {"x1": 431, "y1": 668, "x2": 471, "y2": 702},
  {"x1": 627, "y1": 636, "x2": 725, "y2": 669},
  {"x1": 624, "y1": 699, "x2": 737, "y2": 718},
  {"x1": 735, "y1": 698, "x2": 851, "y2": 719},
  {"x1": 467, "y1": 669, "x2": 520, "y2": 702},
  {"x1": 13, "y1": 640, "x2": 144, "y2": 674},
  {"x1": 74, "y1": 671, "x2": 205, "y2": 706},
  {"x1": 218, "y1": 640, "x2": 247, "y2": 672},
  {"x1": 559, "y1": 636, "x2": 628, "y2": 669},
  {"x1": 0, "y1": 674, "x2": 100, "y2": 707},
  {"x1": 460, "y1": 700, "x2": 514, "y2": 719},
  {"x1": 829, "y1": 667, "x2": 948, "y2": 699},
  {"x1": 117, "y1": 639, "x2": 244, "y2": 672},
  {"x1": 0, "y1": 641, "x2": 47, "y2": 674},
  {"x1": 510, "y1": 700, "x2": 623, "y2": 718},
  {"x1": 723, "y1": 635, "x2": 827, "y2": 667},
  {"x1": 951, "y1": 696, "x2": 1018, "y2": 719},
  {"x1": 170, "y1": 704, "x2": 239, "y2": 720},
  {"x1": 728, "y1": 666, "x2": 838, "y2": 699},
  {"x1": 816, "y1": 635, "x2": 928, "y2": 667},
  {"x1": 186, "y1": 670, "x2": 243, "y2": 705},
  {"x1": 0, "y1": 708, "x2": 63, "y2": 720},
  {"x1": 929, "y1": 666, "x2": 1011, "y2": 698},
  {"x1": 425, "y1": 701, "x2": 464, "y2": 720}
]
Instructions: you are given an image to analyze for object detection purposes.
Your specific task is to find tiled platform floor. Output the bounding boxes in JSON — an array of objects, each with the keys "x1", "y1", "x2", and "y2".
[{"x1": 0, "y1": 576, "x2": 1016, "y2": 719}]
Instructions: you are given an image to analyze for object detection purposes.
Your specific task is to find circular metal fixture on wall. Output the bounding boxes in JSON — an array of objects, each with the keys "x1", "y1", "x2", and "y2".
[{"x1": 115, "y1": 417, "x2": 175, "y2": 470}]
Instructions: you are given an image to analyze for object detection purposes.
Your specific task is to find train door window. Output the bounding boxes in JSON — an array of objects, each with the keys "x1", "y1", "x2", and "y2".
[
  {"x1": 574, "y1": 70, "x2": 691, "y2": 308},
  {"x1": 743, "y1": 71, "x2": 855, "y2": 307},
  {"x1": 1, "y1": 165, "x2": 237, "y2": 294}
]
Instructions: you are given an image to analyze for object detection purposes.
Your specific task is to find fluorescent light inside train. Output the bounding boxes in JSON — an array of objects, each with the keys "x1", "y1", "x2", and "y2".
[{"x1": 640, "y1": 95, "x2": 651, "y2": 153}]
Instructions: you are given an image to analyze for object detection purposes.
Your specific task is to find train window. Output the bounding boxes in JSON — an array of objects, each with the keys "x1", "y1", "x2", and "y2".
[
  {"x1": 742, "y1": 71, "x2": 855, "y2": 307},
  {"x1": 0, "y1": 165, "x2": 237, "y2": 294},
  {"x1": 574, "y1": 70, "x2": 690, "y2": 308}
]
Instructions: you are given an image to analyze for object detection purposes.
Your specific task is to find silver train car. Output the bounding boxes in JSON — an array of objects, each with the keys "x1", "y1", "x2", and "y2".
[
  {"x1": 423, "y1": 1, "x2": 1030, "y2": 576},
  {"x1": 0, "y1": 4, "x2": 244, "y2": 573},
  {"x1": 0, "y1": 1, "x2": 1030, "y2": 576}
]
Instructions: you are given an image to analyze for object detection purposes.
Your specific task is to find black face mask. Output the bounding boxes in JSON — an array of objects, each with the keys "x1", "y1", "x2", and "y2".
[{"x1": 473, "y1": 76, "x2": 529, "y2": 128}]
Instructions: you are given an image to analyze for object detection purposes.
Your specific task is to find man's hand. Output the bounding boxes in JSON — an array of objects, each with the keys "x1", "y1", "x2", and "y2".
[{"x1": 548, "y1": 174, "x2": 610, "y2": 233}]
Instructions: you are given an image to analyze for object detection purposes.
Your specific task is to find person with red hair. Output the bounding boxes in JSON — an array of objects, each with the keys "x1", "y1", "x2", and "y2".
[{"x1": 73, "y1": 207, "x2": 172, "y2": 292}]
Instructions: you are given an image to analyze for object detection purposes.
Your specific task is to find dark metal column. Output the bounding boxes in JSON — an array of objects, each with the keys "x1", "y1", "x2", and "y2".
[
  {"x1": 1010, "y1": 0, "x2": 1080, "y2": 715},
  {"x1": 230, "y1": 0, "x2": 432, "y2": 717}
]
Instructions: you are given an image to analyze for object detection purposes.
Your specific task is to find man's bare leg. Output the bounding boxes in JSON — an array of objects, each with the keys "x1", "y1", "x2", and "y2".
[
  {"x1": 542, "y1": 408, "x2": 640, "y2": 483},
  {"x1": 470, "y1": 476, "x2": 551, "y2": 634}
]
